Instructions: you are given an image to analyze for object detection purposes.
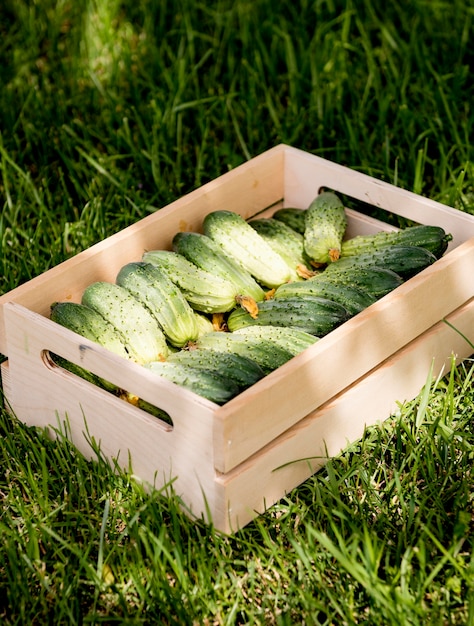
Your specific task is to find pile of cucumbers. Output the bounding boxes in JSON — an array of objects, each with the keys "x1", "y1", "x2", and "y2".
[{"x1": 50, "y1": 191, "x2": 452, "y2": 409}]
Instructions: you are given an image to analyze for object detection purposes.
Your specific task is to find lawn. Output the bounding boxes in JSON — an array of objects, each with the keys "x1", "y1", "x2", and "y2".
[{"x1": 1, "y1": 0, "x2": 473, "y2": 623}]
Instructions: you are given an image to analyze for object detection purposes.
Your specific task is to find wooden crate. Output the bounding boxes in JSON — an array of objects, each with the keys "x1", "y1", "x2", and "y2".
[{"x1": 2, "y1": 144, "x2": 474, "y2": 533}]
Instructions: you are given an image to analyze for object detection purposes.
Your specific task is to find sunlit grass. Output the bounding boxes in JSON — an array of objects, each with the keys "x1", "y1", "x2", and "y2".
[{"x1": 0, "y1": 0, "x2": 473, "y2": 622}]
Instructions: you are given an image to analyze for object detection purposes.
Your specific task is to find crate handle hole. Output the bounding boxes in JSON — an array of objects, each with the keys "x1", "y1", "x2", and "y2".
[{"x1": 41, "y1": 350, "x2": 174, "y2": 430}]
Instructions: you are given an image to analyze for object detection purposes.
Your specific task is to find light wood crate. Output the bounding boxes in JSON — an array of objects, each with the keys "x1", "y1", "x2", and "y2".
[{"x1": 1, "y1": 144, "x2": 474, "y2": 533}]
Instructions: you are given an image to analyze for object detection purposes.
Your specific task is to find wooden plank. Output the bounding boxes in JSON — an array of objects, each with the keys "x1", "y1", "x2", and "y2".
[
  {"x1": 218, "y1": 296, "x2": 474, "y2": 532},
  {"x1": 213, "y1": 235, "x2": 474, "y2": 472}
]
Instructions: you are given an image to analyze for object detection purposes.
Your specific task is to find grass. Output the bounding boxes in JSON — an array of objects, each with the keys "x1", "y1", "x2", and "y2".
[
  {"x1": 0, "y1": 0, "x2": 473, "y2": 623},
  {"x1": 2, "y1": 361, "x2": 474, "y2": 624}
]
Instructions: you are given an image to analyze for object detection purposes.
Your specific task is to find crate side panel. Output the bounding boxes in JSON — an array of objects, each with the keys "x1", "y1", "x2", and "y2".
[
  {"x1": 2, "y1": 302, "x2": 224, "y2": 524},
  {"x1": 214, "y1": 236, "x2": 474, "y2": 472},
  {"x1": 218, "y1": 298, "x2": 474, "y2": 532},
  {"x1": 0, "y1": 146, "x2": 285, "y2": 357},
  {"x1": 282, "y1": 146, "x2": 474, "y2": 247}
]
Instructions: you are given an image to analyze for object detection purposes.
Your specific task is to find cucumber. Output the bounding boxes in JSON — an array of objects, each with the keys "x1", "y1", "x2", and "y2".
[
  {"x1": 272, "y1": 207, "x2": 307, "y2": 234},
  {"x1": 167, "y1": 348, "x2": 265, "y2": 390},
  {"x1": 116, "y1": 261, "x2": 199, "y2": 348},
  {"x1": 172, "y1": 231, "x2": 266, "y2": 303},
  {"x1": 341, "y1": 224, "x2": 452, "y2": 259},
  {"x1": 313, "y1": 266, "x2": 404, "y2": 299},
  {"x1": 226, "y1": 296, "x2": 349, "y2": 336},
  {"x1": 144, "y1": 360, "x2": 240, "y2": 405},
  {"x1": 50, "y1": 301, "x2": 131, "y2": 393},
  {"x1": 202, "y1": 210, "x2": 292, "y2": 288},
  {"x1": 195, "y1": 331, "x2": 294, "y2": 374},
  {"x1": 233, "y1": 325, "x2": 318, "y2": 356},
  {"x1": 142, "y1": 249, "x2": 242, "y2": 314},
  {"x1": 81, "y1": 281, "x2": 169, "y2": 364},
  {"x1": 304, "y1": 191, "x2": 348, "y2": 264},
  {"x1": 50, "y1": 301, "x2": 130, "y2": 360},
  {"x1": 274, "y1": 279, "x2": 377, "y2": 316},
  {"x1": 249, "y1": 218, "x2": 313, "y2": 279},
  {"x1": 325, "y1": 245, "x2": 437, "y2": 279}
]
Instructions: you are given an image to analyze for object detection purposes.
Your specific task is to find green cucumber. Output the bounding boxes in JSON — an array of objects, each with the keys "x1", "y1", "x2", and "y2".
[
  {"x1": 142, "y1": 249, "x2": 242, "y2": 314},
  {"x1": 227, "y1": 296, "x2": 349, "y2": 336},
  {"x1": 167, "y1": 348, "x2": 265, "y2": 390},
  {"x1": 193, "y1": 312, "x2": 215, "y2": 337},
  {"x1": 312, "y1": 266, "x2": 404, "y2": 299},
  {"x1": 304, "y1": 191, "x2": 348, "y2": 264},
  {"x1": 50, "y1": 301, "x2": 130, "y2": 360},
  {"x1": 172, "y1": 231, "x2": 266, "y2": 303},
  {"x1": 233, "y1": 325, "x2": 318, "y2": 356},
  {"x1": 195, "y1": 331, "x2": 294, "y2": 375},
  {"x1": 144, "y1": 360, "x2": 240, "y2": 405},
  {"x1": 325, "y1": 245, "x2": 437, "y2": 279},
  {"x1": 116, "y1": 261, "x2": 199, "y2": 348},
  {"x1": 274, "y1": 279, "x2": 376, "y2": 315},
  {"x1": 341, "y1": 224, "x2": 452, "y2": 259},
  {"x1": 81, "y1": 281, "x2": 169, "y2": 364},
  {"x1": 202, "y1": 210, "x2": 292, "y2": 288},
  {"x1": 50, "y1": 301, "x2": 131, "y2": 393},
  {"x1": 272, "y1": 207, "x2": 307, "y2": 234},
  {"x1": 249, "y1": 218, "x2": 313, "y2": 279}
]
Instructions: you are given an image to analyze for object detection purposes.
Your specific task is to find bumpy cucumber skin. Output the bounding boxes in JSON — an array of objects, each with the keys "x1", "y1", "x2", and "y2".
[
  {"x1": 50, "y1": 301, "x2": 130, "y2": 393},
  {"x1": 116, "y1": 261, "x2": 199, "y2": 348},
  {"x1": 144, "y1": 360, "x2": 240, "y2": 405},
  {"x1": 202, "y1": 210, "x2": 292, "y2": 288},
  {"x1": 341, "y1": 225, "x2": 452, "y2": 259},
  {"x1": 274, "y1": 279, "x2": 376, "y2": 315},
  {"x1": 81, "y1": 281, "x2": 169, "y2": 364},
  {"x1": 226, "y1": 296, "x2": 349, "y2": 336},
  {"x1": 249, "y1": 218, "x2": 312, "y2": 280},
  {"x1": 50, "y1": 301, "x2": 130, "y2": 360},
  {"x1": 195, "y1": 331, "x2": 294, "y2": 374},
  {"x1": 233, "y1": 325, "x2": 318, "y2": 356},
  {"x1": 304, "y1": 192, "x2": 348, "y2": 264},
  {"x1": 142, "y1": 249, "x2": 242, "y2": 314},
  {"x1": 325, "y1": 245, "x2": 437, "y2": 279},
  {"x1": 312, "y1": 266, "x2": 404, "y2": 298},
  {"x1": 167, "y1": 348, "x2": 265, "y2": 390},
  {"x1": 172, "y1": 231, "x2": 266, "y2": 302},
  {"x1": 272, "y1": 207, "x2": 307, "y2": 234}
]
